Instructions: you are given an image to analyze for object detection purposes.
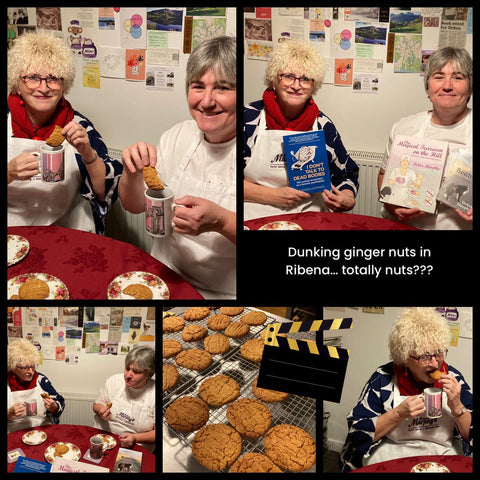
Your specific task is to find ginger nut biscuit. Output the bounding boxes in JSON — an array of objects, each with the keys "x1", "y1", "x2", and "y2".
[
  {"x1": 175, "y1": 348, "x2": 212, "y2": 371},
  {"x1": 162, "y1": 364, "x2": 180, "y2": 392},
  {"x1": 240, "y1": 310, "x2": 267, "y2": 326},
  {"x1": 163, "y1": 338, "x2": 182, "y2": 359},
  {"x1": 165, "y1": 396, "x2": 209, "y2": 433},
  {"x1": 251, "y1": 378, "x2": 289, "y2": 403},
  {"x1": 204, "y1": 334, "x2": 230, "y2": 355},
  {"x1": 182, "y1": 324, "x2": 208, "y2": 342},
  {"x1": 219, "y1": 307, "x2": 244, "y2": 316},
  {"x1": 183, "y1": 307, "x2": 211, "y2": 322},
  {"x1": 264, "y1": 424, "x2": 316, "y2": 472},
  {"x1": 224, "y1": 321, "x2": 250, "y2": 339},
  {"x1": 429, "y1": 370, "x2": 443, "y2": 381},
  {"x1": 192, "y1": 424, "x2": 242, "y2": 471},
  {"x1": 207, "y1": 314, "x2": 232, "y2": 331},
  {"x1": 226, "y1": 398, "x2": 272, "y2": 438},
  {"x1": 46, "y1": 125, "x2": 65, "y2": 147},
  {"x1": 122, "y1": 283, "x2": 153, "y2": 300},
  {"x1": 163, "y1": 315, "x2": 185, "y2": 333},
  {"x1": 18, "y1": 278, "x2": 50, "y2": 300},
  {"x1": 240, "y1": 338, "x2": 265, "y2": 363},
  {"x1": 230, "y1": 453, "x2": 282, "y2": 473},
  {"x1": 143, "y1": 165, "x2": 164, "y2": 190},
  {"x1": 198, "y1": 374, "x2": 240, "y2": 407}
]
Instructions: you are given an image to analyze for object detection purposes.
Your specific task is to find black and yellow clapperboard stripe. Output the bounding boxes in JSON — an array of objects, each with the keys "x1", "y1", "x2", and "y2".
[{"x1": 258, "y1": 318, "x2": 353, "y2": 402}]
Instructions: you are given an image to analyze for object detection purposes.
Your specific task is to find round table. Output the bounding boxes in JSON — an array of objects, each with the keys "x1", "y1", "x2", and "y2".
[
  {"x1": 244, "y1": 212, "x2": 419, "y2": 230},
  {"x1": 351, "y1": 455, "x2": 472, "y2": 473},
  {"x1": 7, "y1": 424, "x2": 155, "y2": 472},
  {"x1": 7, "y1": 226, "x2": 203, "y2": 299}
]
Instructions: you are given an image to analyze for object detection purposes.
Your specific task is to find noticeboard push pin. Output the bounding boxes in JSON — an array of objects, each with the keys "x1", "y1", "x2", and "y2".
[{"x1": 258, "y1": 317, "x2": 353, "y2": 402}]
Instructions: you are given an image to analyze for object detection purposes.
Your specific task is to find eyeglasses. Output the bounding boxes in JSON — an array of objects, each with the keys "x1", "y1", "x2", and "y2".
[
  {"x1": 16, "y1": 364, "x2": 36, "y2": 371},
  {"x1": 410, "y1": 350, "x2": 447, "y2": 365},
  {"x1": 278, "y1": 73, "x2": 314, "y2": 89},
  {"x1": 21, "y1": 75, "x2": 64, "y2": 89}
]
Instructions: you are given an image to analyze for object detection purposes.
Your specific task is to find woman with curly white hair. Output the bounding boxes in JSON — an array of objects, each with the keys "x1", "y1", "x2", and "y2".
[
  {"x1": 340, "y1": 308, "x2": 473, "y2": 471},
  {"x1": 244, "y1": 39, "x2": 359, "y2": 221},
  {"x1": 7, "y1": 338, "x2": 65, "y2": 433},
  {"x1": 7, "y1": 30, "x2": 122, "y2": 233}
]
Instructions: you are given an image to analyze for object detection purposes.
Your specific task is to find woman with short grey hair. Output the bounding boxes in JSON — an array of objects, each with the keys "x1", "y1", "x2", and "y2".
[
  {"x1": 378, "y1": 47, "x2": 472, "y2": 229},
  {"x1": 93, "y1": 346, "x2": 156, "y2": 451},
  {"x1": 119, "y1": 36, "x2": 237, "y2": 299}
]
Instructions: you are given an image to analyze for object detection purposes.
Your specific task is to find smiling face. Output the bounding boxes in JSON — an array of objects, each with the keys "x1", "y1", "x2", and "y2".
[
  {"x1": 187, "y1": 68, "x2": 236, "y2": 144},
  {"x1": 124, "y1": 363, "x2": 149, "y2": 389},
  {"x1": 17, "y1": 66, "x2": 65, "y2": 125},
  {"x1": 274, "y1": 71, "x2": 314, "y2": 120},
  {"x1": 427, "y1": 61, "x2": 470, "y2": 118}
]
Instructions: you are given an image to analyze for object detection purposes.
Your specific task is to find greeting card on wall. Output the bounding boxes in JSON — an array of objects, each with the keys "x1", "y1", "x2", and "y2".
[
  {"x1": 126, "y1": 49, "x2": 146, "y2": 81},
  {"x1": 379, "y1": 135, "x2": 448, "y2": 213},
  {"x1": 334, "y1": 58, "x2": 353, "y2": 85}
]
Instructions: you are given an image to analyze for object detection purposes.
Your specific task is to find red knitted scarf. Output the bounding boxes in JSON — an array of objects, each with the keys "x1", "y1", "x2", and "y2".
[
  {"x1": 8, "y1": 92, "x2": 74, "y2": 140},
  {"x1": 262, "y1": 88, "x2": 319, "y2": 131}
]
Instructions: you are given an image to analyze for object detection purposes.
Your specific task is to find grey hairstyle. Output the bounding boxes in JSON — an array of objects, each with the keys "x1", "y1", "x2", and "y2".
[
  {"x1": 185, "y1": 35, "x2": 236, "y2": 93},
  {"x1": 424, "y1": 47, "x2": 473, "y2": 98},
  {"x1": 125, "y1": 346, "x2": 155, "y2": 378}
]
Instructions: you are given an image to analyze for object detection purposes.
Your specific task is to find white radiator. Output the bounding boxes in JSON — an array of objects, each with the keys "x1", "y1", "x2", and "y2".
[
  {"x1": 105, "y1": 148, "x2": 153, "y2": 252},
  {"x1": 349, "y1": 150, "x2": 384, "y2": 218},
  {"x1": 61, "y1": 393, "x2": 97, "y2": 427}
]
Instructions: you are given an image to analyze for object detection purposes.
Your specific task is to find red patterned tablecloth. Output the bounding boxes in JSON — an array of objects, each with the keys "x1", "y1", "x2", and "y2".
[
  {"x1": 7, "y1": 226, "x2": 203, "y2": 300},
  {"x1": 8, "y1": 424, "x2": 155, "y2": 472},
  {"x1": 351, "y1": 455, "x2": 472, "y2": 473},
  {"x1": 244, "y1": 212, "x2": 419, "y2": 230}
]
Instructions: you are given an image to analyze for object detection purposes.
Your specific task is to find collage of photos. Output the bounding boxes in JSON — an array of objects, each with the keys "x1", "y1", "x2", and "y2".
[{"x1": 6, "y1": 6, "x2": 474, "y2": 476}]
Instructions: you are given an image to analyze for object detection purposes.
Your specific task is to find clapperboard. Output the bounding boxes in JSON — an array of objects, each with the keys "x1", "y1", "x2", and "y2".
[{"x1": 257, "y1": 317, "x2": 352, "y2": 402}]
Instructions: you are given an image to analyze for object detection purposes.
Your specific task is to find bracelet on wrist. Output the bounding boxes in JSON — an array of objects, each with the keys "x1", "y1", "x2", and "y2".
[{"x1": 84, "y1": 150, "x2": 99, "y2": 165}]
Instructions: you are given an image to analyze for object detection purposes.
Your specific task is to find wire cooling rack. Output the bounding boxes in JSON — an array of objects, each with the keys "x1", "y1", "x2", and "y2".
[{"x1": 162, "y1": 307, "x2": 317, "y2": 473}]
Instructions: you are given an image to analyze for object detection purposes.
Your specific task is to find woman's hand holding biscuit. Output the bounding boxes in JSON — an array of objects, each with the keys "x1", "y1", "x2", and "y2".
[
  {"x1": 43, "y1": 396, "x2": 59, "y2": 414},
  {"x1": 121, "y1": 142, "x2": 157, "y2": 174},
  {"x1": 62, "y1": 120, "x2": 91, "y2": 159}
]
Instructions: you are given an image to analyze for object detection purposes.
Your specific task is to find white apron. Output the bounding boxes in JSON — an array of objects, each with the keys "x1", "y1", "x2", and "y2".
[
  {"x1": 381, "y1": 110, "x2": 472, "y2": 230},
  {"x1": 7, "y1": 385, "x2": 52, "y2": 434},
  {"x1": 8, "y1": 117, "x2": 95, "y2": 232},
  {"x1": 151, "y1": 136, "x2": 236, "y2": 299},
  {"x1": 244, "y1": 109, "x2": 327, "y2": 220},
  {"x1": 93, "y1": 384, "x2": 155, "y2": 452},
  {"x1": 363, "y1": 378, "x2": 460, "y2": 466}
]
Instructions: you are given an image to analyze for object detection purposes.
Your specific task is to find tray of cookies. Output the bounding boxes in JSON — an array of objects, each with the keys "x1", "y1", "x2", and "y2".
[{"x1": 163, "y1": 307, "x2": 316, "y2": 473}]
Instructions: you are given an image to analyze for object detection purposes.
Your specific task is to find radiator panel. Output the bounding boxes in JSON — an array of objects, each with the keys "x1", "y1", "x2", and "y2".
[{"x1": 61, "y1": 393, "x2": 97, "y2": 427}]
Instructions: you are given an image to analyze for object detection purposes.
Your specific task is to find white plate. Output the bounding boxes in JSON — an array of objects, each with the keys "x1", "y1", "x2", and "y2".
[
  {"x1": 44, "y1": 442, "x2": 81, "y2": 464},
  {"x1": 22, "y1": 430, "x2": 47, "y2": 445},
  {"x1": 410, "y1": 462, "x2": 450, "y2": 473},
  {"x1": 8, "y1": 273, "x2": 69, "y2": 300},
  {"x1": 7, "y1": 235, "x2": 30, "y2": 266},
  {"x1": 259, "y1": 221, "x2": 302, "y2": 230},
  {"x1": 107, "y1": 271, "x2": 170, "y2": 299}
]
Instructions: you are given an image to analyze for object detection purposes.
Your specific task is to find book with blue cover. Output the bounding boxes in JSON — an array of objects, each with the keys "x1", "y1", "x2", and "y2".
[
  {"x1": 13, "y1": 456, "x2": 52, "y2": 473},
  {"x1": 283, "y1": 130, "x2": 331, "y2": 193}
]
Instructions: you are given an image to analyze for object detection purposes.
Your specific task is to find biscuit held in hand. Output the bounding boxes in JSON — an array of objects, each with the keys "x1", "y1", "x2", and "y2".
[
  {"x1": 46, "y1": 125, "x2": 65, "y2": 147},
  {"x1": 143, "y1": 165, "x2": 164, "y2": 190},
  {"x1": 429, "y1": 370, "x2": 443, "y2": 381}
]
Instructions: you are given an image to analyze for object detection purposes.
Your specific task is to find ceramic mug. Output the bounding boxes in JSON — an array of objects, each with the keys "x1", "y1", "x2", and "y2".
[
  {"x1": 89, "y1": 435, "x2": 104, "y2": 459},
  {"x1": 33, "y1": 144, "x2": 65, "y2": 182},
  {"x1": 25, "y1": 400, "x2": 37, "y2": 416},
  {"x1": 144, "y1": 188, "x2": 175, "y2": 237},
  {"x1": 424, "y1": 387, "x2": 442, "y2": 418}
]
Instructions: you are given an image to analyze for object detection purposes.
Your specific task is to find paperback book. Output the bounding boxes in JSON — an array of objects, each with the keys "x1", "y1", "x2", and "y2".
[
  {"x1": 379, "y1": 134, "x2": 448, "y2": 213},
  {"x1": 437, "y1": 149, "x2": 472, "y2": 213},
  {"x1": 283, "y1": 130, "x2": 331, "y2": 193}
]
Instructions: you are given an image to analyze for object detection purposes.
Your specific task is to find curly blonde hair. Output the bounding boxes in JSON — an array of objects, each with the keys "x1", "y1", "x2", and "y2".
[
  {"x1": 7, "y1": 338, "x2": 40, "y2": 372},
  {"x1": 8, "y1": 30, "x2": 75, "y2": 94},
  {"x1": 389, "y1": 308, "x2": 451, "y2": 366},
  {"x1": 264, "y1": 39, "x2": 325, "y2": 95}
]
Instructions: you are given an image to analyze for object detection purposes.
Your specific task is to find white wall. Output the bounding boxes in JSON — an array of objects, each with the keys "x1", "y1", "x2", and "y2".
[
  {"x1": 244, "y1": 8, "x2": 473, "y2": 153},
  {"x1": 322, "y1": 306, "x2": 473, "y2": 452}
]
